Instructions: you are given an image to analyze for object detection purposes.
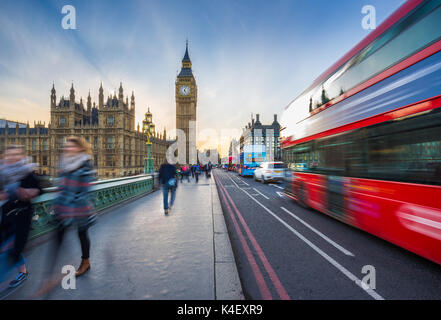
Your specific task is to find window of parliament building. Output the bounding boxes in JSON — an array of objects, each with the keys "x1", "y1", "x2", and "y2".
[{"x1": 0, "y1": 83, "x2": 173, "y2": 179}]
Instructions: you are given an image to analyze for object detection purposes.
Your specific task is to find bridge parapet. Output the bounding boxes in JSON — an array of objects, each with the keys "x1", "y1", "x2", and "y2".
[{"x1": 30, "y1": 173, "x2": 158, "y2": 239}]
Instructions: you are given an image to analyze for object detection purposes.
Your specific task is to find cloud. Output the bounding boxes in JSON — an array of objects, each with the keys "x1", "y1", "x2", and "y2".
[{"x1": 0, "y1": 0, "x2": 407, "y2": 157}]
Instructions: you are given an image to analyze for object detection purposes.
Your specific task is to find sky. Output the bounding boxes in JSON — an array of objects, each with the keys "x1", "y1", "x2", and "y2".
[{"x1": 0, "y1": 0, "x2": 406, "y2": 156}]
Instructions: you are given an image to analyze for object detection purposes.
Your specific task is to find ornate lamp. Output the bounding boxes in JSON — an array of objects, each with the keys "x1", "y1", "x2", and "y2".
[{"x1": 142, "y1": 108, "x2": 155, "y2": 173}]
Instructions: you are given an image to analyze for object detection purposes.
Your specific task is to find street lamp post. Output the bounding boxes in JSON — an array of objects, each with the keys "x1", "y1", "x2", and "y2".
[{"x1": 142, "y1": 109, "x2": 155, "y2": 174}]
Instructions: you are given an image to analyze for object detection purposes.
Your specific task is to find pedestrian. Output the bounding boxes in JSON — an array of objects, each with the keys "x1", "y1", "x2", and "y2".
[
  {"x1": 55, "y1": 136, "x2": 96, "y2": 274},
  {"x1": 205, "y1": 163, "x2": 212, "y2": 178},
  {"x1": 177, "y1": 165, "x2": 183, "y2": 183},
  {"x1": 158, "y1": 158, "x2": 177, "y2": 215},
  {"x1": 207, "y1": 161, "x2": 212, "y2": 178},
  {"x1": 184, "y1": 165, "x2": 190, "y2": 182},
  {"x1": 34, "y1": 137, "x2": 96, "y2": 296},
  {"x1": 0, "y1": 145, "x2": 42, "y2": 289},
  {"x1": 181, "y1": 165, "x2": 187, "y2": 182},
  {"x1": 194, "y1": 163, "x2": 201, "y2": 183}
]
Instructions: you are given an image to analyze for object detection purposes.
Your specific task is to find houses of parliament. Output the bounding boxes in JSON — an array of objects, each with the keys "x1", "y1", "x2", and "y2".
[
  {"x1": 0, "y1": 42, "x2": 200, "y2": 178},
  {"x1": 0, "y1": 82, "x2": 173, "y2": 179}
]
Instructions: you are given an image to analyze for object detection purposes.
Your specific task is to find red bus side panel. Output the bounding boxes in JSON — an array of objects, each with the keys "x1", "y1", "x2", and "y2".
[{"x1": 292, "y1": 172, "x2": 441, "y2": 265}]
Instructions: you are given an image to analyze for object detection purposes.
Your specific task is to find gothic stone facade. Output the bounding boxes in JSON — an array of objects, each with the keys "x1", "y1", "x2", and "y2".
[
  {"x1": 1, "y1": 83, "x2": 172, "y2": 179},
  {"x1": 0, "y1": 120, "x2": 51, "y2": 175}
]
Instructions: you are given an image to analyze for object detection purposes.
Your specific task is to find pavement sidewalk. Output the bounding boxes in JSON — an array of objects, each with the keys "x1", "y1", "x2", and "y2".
[{"x1": 3, "y1": 173, "x2": 243, "y2": 300}]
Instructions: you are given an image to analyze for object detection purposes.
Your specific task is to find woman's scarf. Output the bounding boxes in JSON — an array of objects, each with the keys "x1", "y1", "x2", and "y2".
[
  {"x1": 0, "y1": 157, "x2": 37, "y2": 186},
  {"x1": 58, "y1": 153, "x2": 91, "y2": 174}
]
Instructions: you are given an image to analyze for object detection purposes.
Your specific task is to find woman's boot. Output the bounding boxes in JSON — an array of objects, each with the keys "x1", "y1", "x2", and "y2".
[{"x1": 75, "y1": 258, "x2": 90, "y2": 277}]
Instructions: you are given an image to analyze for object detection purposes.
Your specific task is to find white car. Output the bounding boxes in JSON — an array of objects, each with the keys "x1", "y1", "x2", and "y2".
[{"x1": 254, "y1": 162, "x2": 285, "y2": 183}]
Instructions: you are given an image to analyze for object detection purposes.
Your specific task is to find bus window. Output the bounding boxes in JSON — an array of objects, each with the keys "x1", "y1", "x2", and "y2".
[{"x1": 365, "y1": 108, "x2": 441, "y2": 185}]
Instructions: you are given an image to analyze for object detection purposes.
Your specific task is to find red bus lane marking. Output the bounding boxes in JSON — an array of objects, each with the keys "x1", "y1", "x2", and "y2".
[
  {"x1": 217, "y1": 174, "x2": 291, "y2": 300},
  {"x1": 214, "y1": 174, "x2": 273, "y2": 300},
  {"x1": 236, "y1": 185, "x2": 385, "y2": 300}
]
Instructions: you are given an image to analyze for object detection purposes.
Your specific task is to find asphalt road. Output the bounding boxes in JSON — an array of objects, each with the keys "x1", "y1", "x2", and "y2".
[{"x1": 213, "y1": 169, "x2": 441, "y2": 300}]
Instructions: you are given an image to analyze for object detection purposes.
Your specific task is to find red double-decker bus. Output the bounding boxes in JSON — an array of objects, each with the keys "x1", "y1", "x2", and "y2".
[{"x1": 281, "y1": 0, "x2": 441, "y2": 265}]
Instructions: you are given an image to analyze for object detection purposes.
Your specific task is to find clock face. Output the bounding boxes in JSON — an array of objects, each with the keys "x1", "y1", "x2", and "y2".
[{"x1": 180, "y1": 85, "x2": 190, "y2": 96}]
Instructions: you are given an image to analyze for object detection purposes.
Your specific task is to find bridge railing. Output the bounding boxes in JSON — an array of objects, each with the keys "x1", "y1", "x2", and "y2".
[{"x1": 30, "y1": 173, "x2": 158, "y2": 239}]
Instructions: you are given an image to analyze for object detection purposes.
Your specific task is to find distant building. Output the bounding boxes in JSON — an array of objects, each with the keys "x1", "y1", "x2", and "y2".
[
  {"x1": 239, "y1": 114, "x2": 281, "y2": 161},
  {"x1": 0, "y1": 119, "x2": 51, "y2": 175},
  {"x1": 0, "y1": 83, "x2": 173, "y2": 178},
  {"x1": 198, "y1": 148, "x2": 220, "y2": 165}
]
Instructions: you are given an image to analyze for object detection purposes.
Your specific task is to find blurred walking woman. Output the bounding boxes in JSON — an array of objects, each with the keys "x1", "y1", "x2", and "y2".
[
  {"x1": 53, "y1": 136, "x2": 96, "y2": 277},
  {"x1": 0, "y1": 145, "x2": 41, "y2": 289}
]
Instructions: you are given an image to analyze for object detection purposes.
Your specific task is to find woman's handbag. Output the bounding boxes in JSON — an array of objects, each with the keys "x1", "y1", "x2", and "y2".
[{"x1": 167, "y1": 178, "x2": 176, "y2": 187}]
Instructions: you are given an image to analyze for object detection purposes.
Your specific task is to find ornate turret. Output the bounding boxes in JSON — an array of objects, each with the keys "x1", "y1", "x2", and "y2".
[
  {"x1": 178, "y1": 40, "x2": 193, "y2": 77},
  {"x1": 87, "y1": 91, "x2": 92, "y2": 112},
  {"x1": 51, "y1": 83, "x2": 56, "y2": 109},
  {"x1": 69, "y1": 83, "x2": 75, "y2": 108},
  {"x1": 99, "y1": 82, "x2": 104, "y2": 109},
  {"x1": 182, "y1": 40, "x2": 191, "y2": 67},
  {"x1": 118, "y1": 82, "x2": 124, "y2": 102},
  {"x1": 130, "y1": 91, "x2": 135, "y2": 110}
]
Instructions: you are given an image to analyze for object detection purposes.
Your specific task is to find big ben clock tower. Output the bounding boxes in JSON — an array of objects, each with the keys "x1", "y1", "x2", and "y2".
[{"x1": 176, "y1": 41, "x2": 197, "y2": 164}]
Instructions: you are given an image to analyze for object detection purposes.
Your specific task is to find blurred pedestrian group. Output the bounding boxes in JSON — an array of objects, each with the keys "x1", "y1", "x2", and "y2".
[
  {"x1": 0, "y1": 133, "x2": 215, "y2": 296},
  {"x1": 0, "y1": 136, "x2": 96, "y2": 296},
  {"x1": 159, "y1": 160, "x2": 213, "y2": 214}
]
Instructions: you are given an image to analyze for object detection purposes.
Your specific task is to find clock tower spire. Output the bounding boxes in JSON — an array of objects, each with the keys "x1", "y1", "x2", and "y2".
[{"x1": 176, "y1": 40, "x2": 197, "y2": 165}]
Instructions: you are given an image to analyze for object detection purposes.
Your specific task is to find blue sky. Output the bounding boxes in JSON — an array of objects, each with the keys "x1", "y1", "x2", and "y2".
[{"x1": 0, "y1": 0, "x2": 405, "y2": 153}]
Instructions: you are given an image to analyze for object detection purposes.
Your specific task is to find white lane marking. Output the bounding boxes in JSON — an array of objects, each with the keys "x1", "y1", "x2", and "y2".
[
  {"x1": 228, "y1": 174, "x2": 242, "y2": 188},
  {"x1": 224, "y1": 174, "x2": 384, "y2": 300},
  {"x1": 269, "y1": 184, "x2": 284, "y2": 190},
  {"x1": 236, "y1": 176, "x2": 250, "y2": 186},
  {"x1": 253, "y1": 188, "x2": 270, "y2": 200},
  {"x1": 276, "y1": 192, "x2": 285, "y2": 198},
  {"x1": 280, "y1": 207, "x2": 354, "y2": 257}
]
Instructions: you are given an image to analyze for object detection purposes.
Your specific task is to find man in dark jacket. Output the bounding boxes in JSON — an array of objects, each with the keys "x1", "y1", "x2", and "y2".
[
  {"x1": 158, "y1": 159, "x2": 177, "y2": 215},
  {"x1": 0, "y1": 145, "x2": 42, "y2": 289}
]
